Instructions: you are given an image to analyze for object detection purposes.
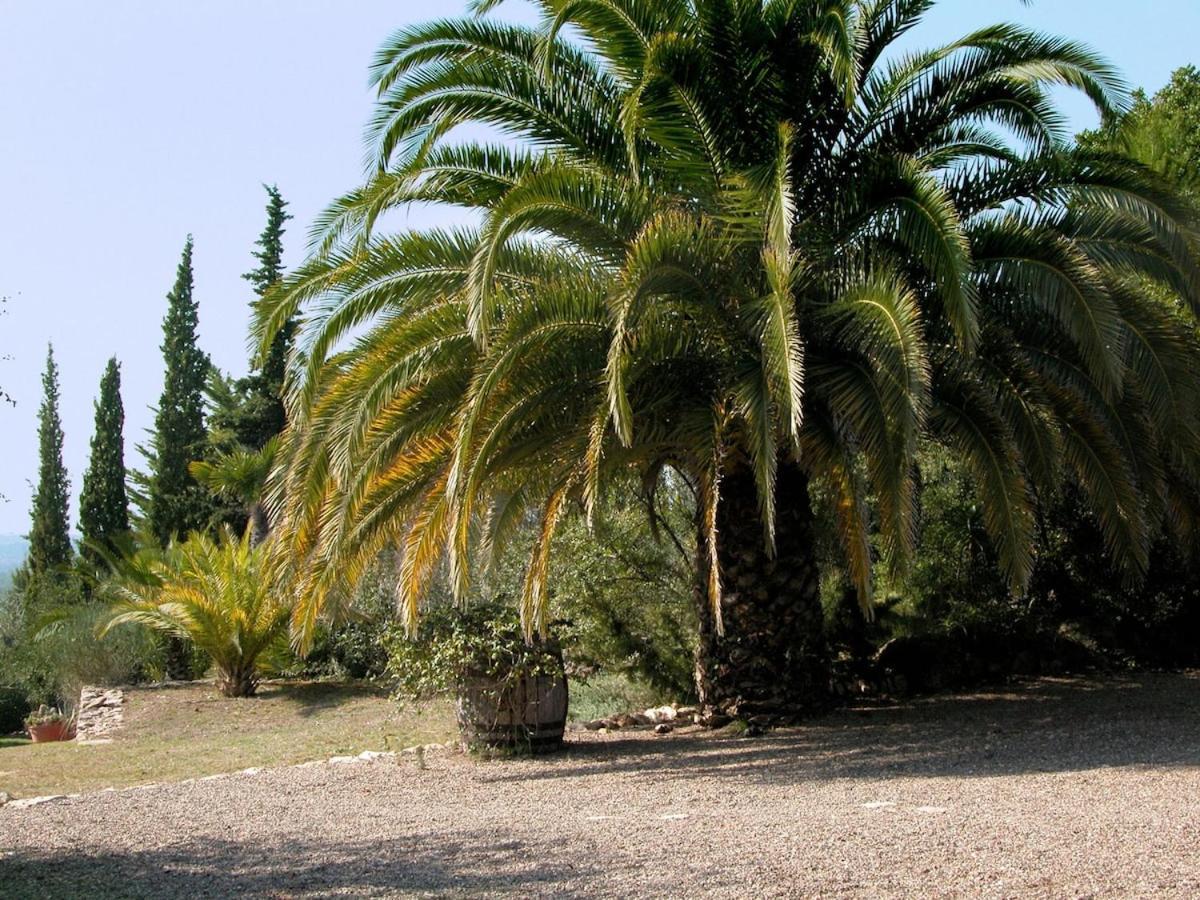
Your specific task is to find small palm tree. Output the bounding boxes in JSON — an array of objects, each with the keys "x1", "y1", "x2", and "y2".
[
  {"x1": 100, "y1": 529, "x2": 289, "y2": 697},
  {"x1": 259, "y1": 0, "x2": 1200, "y2": 719},
  {"x1": 190, "y1": 438, "x2": 279, "y2": 545}
]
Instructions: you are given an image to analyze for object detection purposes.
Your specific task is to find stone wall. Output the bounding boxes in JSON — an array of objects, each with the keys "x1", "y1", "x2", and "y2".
[{"x1": 75, "y1": 687, "x2": 124, "y2": 743}]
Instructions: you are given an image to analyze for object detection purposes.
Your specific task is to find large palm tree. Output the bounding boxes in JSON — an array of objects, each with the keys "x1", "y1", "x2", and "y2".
[{"x1": 260, "y1": 0, "x2": 1200, "y2": 720}]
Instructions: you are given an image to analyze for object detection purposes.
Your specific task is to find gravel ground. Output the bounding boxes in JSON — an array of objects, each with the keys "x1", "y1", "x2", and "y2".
[{"x1": 2, "y1": 672, "x2": 1198, "y2": 898}]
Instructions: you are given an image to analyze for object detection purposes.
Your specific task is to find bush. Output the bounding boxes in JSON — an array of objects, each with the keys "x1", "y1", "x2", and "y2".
[
  {"x1": 872, "y1": 449, "x2": 1200, "y2": 689},
  {"x1": 384, "y1": 601, "x2": 562, "y2": 702},
  {"x1": 23, "y1": 704, "x2": 69, "y2": 728},
  {"x1": 28, "y1": 602, "x2": 164, "y2": 704},
  {"x1": 544, "y1": 476, "x2": 697, "y2": 701},
  {"x1": 896, "y1": 448, "x2": 1015, "y2": 635},
  {"x1": 0, "y1": 685, "x2": 31, "y2": 734},
  {"x1": 567, "y1": 671, "x2": 665, "y2": 722},
  {"x1": 1032, "y1": 488, "x2": 1200, "y2": 668},
  {"x1": 374, "y1": 475, "x2": 698, "y2": 702},
  {"x1": 297, "y1": 549, "x2": 403, "y2": 679},
  {"x1": 0, "y1": 570, "x2": 162, "y2": 710}
]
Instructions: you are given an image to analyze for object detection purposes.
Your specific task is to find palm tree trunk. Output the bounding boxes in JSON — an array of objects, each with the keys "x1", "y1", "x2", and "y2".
[
  {"x1": 694, "y1": 457, "x2": 829, "y2": 723},
  {"x1": 218, "y1": 663, "x2": 258, "y2": 698},
  {"x1": 248, "y1": 501, "x2": 270, "y2": 547},
  {"x1": 164, "y1": 636, "x2": 193, "y2": 682}
]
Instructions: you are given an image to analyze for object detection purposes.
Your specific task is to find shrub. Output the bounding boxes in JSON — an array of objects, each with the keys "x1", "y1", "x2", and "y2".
[
  {"x1": 385, "y1": 601, "x2": 563, "y2": 702},
  {"x1": 314, "y1": 550, "x2": 401, "y2": 679},
  {"x1": 0, "y1": 570, "x2": 161, "y2": 710},
  {"x1": 382, "y1": 477, "x2": 697, "y2": 701},
  {"x1": 30, "y1": 602, "x2": 165, "y2": 702},
  {"x1": 1032, "y1": 488, "x2": 1200, "y2": 668},
  {"x1": 0, "y1": 685, "x2": 31, "y2": 734},
  {"x1": 282, "y1": 548, "x2": 406, "y2": 680},
  {"x1": 879, "y1": 449, "x2": 1200, "y2": 686},
  {"x1": 568, "y1": 671, "x2": 666, "y2": 723},
  {"x1": 546, "y1": 481, "x2": 697, "y2": 701},
  {"x1": 321, "y1": 618, "x2": 392, "y2": 680},
  {"x1": 23, "y1": 704, "x2": 69, "y2": 728}
]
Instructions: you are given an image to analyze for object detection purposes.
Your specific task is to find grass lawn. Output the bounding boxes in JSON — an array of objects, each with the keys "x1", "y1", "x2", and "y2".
[
  {"x1": 0, "y1": 680, "x2": 454, "y2": 799},
  {"x1": 568, "y1": 672, "x2": 667, "y2": 722}
]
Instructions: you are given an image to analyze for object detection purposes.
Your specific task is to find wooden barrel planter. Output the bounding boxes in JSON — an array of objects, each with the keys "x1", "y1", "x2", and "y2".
[{"x1": 456, "y1": 667, "x2": 569, "y2": 753}]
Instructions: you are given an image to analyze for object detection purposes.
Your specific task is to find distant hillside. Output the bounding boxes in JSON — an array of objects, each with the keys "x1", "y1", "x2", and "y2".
[{"x1": 0, "y1": 535, "x2": 27, "y2": 589}]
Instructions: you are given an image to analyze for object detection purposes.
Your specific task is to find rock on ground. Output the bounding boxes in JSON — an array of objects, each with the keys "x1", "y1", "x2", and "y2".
[{"x1": 2, "y1": 673, "x2": 1198, "y2": 898}]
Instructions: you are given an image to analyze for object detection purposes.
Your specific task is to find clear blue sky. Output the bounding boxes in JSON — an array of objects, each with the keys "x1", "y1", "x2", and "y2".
[{"x1": 1, "y1": 0, "x2": 1197, "y2": 535}]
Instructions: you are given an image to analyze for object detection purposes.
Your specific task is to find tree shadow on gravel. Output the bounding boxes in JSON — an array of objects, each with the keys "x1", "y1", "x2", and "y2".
[
  {"x1": 0, "y1": 831, "x2": 599, "y2": 899},
  {"x1": 488, "y1": 673, "x2": 1200, "y2": 785}
]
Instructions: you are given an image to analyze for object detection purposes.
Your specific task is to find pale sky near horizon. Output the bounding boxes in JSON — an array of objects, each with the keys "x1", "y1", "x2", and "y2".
[{"x1": 1, "y1": 0, "x2": 1197, "y2": 536}]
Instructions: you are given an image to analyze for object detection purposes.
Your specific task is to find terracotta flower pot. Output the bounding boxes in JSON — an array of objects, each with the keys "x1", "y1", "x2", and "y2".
[{"x1": 27, "y1": 720, "x2": 74, "y2": 743}]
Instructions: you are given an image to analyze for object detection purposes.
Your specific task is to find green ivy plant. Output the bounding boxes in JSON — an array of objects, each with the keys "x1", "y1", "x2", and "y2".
[{"x1": 385, "y1": 601, "x2": 563, "y2": 703}]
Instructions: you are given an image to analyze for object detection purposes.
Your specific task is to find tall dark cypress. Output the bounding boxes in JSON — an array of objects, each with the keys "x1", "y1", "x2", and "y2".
[
  {"x1": 146, "y1": 236, "x2": 211, "y2": 545},
  {"x1": 79, "y1": 357, "x2": 129, "y2": 564},
  {"x1": 201, "y1": 187, "x2": 292, "y2": 536},
  {"x1": 240, "y1": 185, "x2": 293, "y2": 448},
  {"x1": 27, "y1": 345, "x2": 72, "y2": 573}
]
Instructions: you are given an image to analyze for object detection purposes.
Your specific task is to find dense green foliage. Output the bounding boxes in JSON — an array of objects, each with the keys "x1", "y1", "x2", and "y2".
[
  {"x1": 1080, "y1": 66, "x2": 1200, "y2": 199},
  {"x1": 0, "y1": 572, "x2": 161, "y2": 710},
  {"x1": 145, "y1": 237, "x2": 212, "y2": 546},
  {"x1": 545, "y1": 479, "x2": 696, "y2": 699},
  {"x1": 101, "y1": 529, "x2": 290, "y2": 697},
  {"x1": 26, "y1": 345, "x2": 72, "y2": 575},
  {"x1": 899, "y1": 448, "x2": 1012, "y2": 633},
  {"x1": 0, "y1": 685, "x2": 30, "y2": 734},
  {"x1": 259, "y1": 0, "x2": 1200, "y2": 707},
  {"x1": 79, "y1": 357, "x2": 130, "y2": 565},
  {"x1": 883, "y1": 65, "x2": 1200, "y2": 675},
  {"x1": 306, "y1": 477, "x2": 697, "y2": 698},
  {"x1": 384, "y1": 601, "x2": 563, "y2": 702},
  {"x1": 300, "y1": 549, "x2": 403, "y2": 679}
]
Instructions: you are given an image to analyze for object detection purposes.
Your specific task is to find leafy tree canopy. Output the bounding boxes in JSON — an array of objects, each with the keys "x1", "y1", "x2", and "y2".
[{"x1": 1080, "y1": 65, "x2": 1200, "y2": 198}]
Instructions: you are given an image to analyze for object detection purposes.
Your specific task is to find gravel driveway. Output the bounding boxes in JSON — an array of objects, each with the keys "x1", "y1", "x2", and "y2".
[{"x1": 3, "y1": 673, "x2": 1198, "y2": 898}]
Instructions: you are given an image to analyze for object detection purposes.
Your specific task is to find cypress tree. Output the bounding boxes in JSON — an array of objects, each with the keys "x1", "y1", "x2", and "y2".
[
  {"x1": 79, "y1": 357, "x2": 129, "y2": 564},
  {"x1": 201, "y1": 187, "x2": 292, "y2": 535},
  {"x1": 146, "y1": 236, "x2": 211, "y2": 546},
  {"x1": 216, "y1": 185, "x2": 292, "y2": 451},
  {"x1": 27, "y1": 344, "x2": 72, "y2": 573},
  {"x1": 245, "y1": 184, "x2": 292, "y2": 391}
]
